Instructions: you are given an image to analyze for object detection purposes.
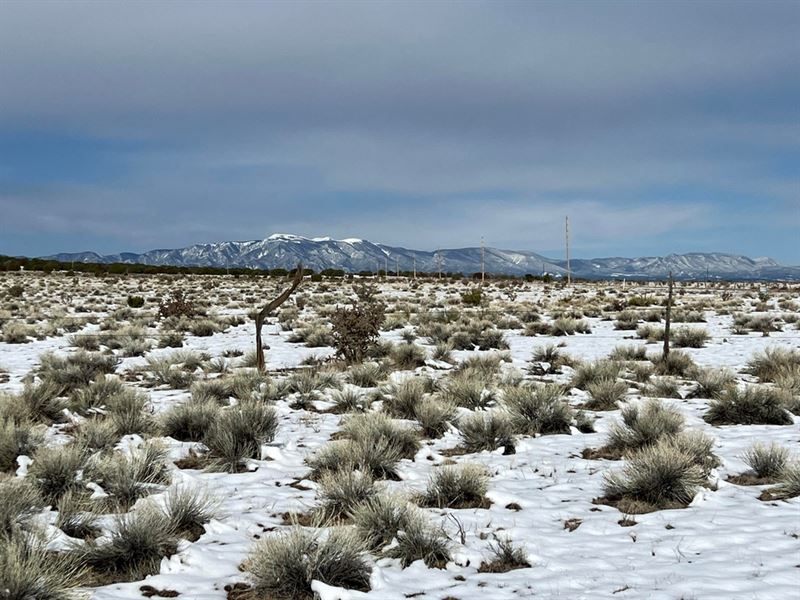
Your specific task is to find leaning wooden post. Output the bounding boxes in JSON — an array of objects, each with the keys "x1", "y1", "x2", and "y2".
[
  {"x1": 255, "y1": 264, "x2": 303, "y2": 372},
  {"x1": 662, "y1": 271, "x2": 673, "y2": 360}
]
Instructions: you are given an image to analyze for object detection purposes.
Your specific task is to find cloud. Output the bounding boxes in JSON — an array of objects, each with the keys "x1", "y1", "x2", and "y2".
[{"x1": 0, "y1": 0, "x2": 797, "y2": 261}]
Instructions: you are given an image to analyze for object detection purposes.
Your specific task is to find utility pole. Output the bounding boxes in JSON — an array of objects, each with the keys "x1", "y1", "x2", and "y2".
[
  {"x1": 395, "y1": 257, "x2": 399, "y2": 277},
  {"x1": 480, "y1": 236, "x2": 485, "y2": 285},
  {"x1": 436, "y1": 250, "x2": 442, "y2": 279},
  {"x1": 663, "y1": 271, "x2": 674, "y2": 359},
  {"x1": 565, "y1": 216, "x2": 571, "y2": 286},
  {"x1": 384, "y1": 256, "x2": 388, "y2": 277}
]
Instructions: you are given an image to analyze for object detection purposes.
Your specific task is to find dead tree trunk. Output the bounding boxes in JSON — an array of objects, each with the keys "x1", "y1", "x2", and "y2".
[
  {"x1": 662, "y1": 271, "x2": 673, "y2": 360},
  {"x1": 255, "y1": 264, "x2": 303, "y2": 372}
]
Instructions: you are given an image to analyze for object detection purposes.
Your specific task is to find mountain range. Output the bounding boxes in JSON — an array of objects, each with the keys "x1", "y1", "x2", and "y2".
[{"x1": 43, "y1": 234, "x2": 800, "y2": 280}]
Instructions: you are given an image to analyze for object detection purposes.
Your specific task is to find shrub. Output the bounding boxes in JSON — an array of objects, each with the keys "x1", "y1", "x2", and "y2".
[
  {"x1": 16, "y1": 381, "x2": 65, "y2": 424},
  {"x1": 636, "y1": 324, "x2": 664, "y2": 342},
  {"x1": 741, "y1": 443, "x2": 789, "y2": 480},
  {"x1": 549, "y1": 317, "x2": 591, "y2": 336},
  {"x1": 602, "y1": 437, "x2": 708, "y2": 513},
  {"x1": 246, "y1": 527, "x2": 371, "y2": 599},
  {"x1": 160, "y1": 400, "x2": 219, "y2": 442},
  {"x1": 456, "y1": 410, "x2": 515, "y2": 453},
  {"x1": 315, "y1": 470, "x2": 377, "y2": 521},
  {"x1": 126, "y1": 295, "x2": 145, "y2": 308},
  {"x1": 163, "y1": 486, "x2": 218, "y2": 541},
  {"x1": 461, "y1": 288, "x2": 483, "y2": 306},
  {"x1": 384, "y1": 515, "x2": 451, "y2": 569},
  {"x1": 330, "y1": 388, "x2": 372, "y2": 414},
  {"x1": 585, "y1": 379, "x2": 628, "y2": 410},
  {"x1": 158, "y1": 290, "x2": 195, "y2": 318},
  {"x1": 2, "y1": 322, "x2": 36, "y2": 344},
  {"x1": 704, "y1": 386, "x2": 793, "y2": 426},
  {"x1": 606, "y1": 400, "x2": 684, "y2": 453},
  {"x1": 351, "y1": 493, "x2": 415, "y2": 550},
  {"x1": 204, "y1": 402, "x2": 279, "y2": 471},
  {"x1": 414, "y1": 398, "x2": 457, "y2": 438},
  {"x1": 479, "y1": 538, "x2": 531, "y2": 573},
  {"x1": 74, "y1": 507, "x2": 178, "y2": 583},
  {"x1": 1, "y1": 533, "x2": 84, "y2": 599},
  {"x1": 504, "y1": 384, "x2": 573, "y2": 435},
  {"x1": 27, "y1": 443, "x2": 86, "y2": 503},
  {"x1": 418, "y1": 463, "x2": 490, "y2": 508},
  {"x1": 330, "y1": 285, "x2": 386, "y2": 363},
  {"x1": 614, "y1": 311, "x2": 640, "y2": 330},
  {"x1": 530, "y1": 344, "x2": 574, "y2": 374},
  {"x1": 391, "y1": 343, "x2": 427, "y2": 370},
  {"x1": 746, "y1": 347, "x2": 800, "y2": 382}
]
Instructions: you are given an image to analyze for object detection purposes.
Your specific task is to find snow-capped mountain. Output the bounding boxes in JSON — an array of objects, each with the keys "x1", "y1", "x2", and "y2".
[{"x1": 43, "y1": 234, "x2": 799, "y2": 280}]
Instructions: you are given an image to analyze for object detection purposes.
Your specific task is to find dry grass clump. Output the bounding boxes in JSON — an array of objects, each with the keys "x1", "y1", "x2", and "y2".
[
  {"x1": 548, "y1": 317, "x2": 591, "y2": 336},
  {"x1": 688, "y1": 367, "x2": 736, "y2": 398},
  {"x1": 390, "y1": 343, "x2": 427, "y2": 370},
  {"x1": 163, "y1": 485, "x2": 218, "y2": 541},
  {"x1": 38, "y1": 351, "x2": 119, "y2": 392},
  {"x1": 649, "y1": 350, "x2": 696, "y2": 377},
  {"x1": 307, "y1": 438, "x2": 402, "y2": 481},
  {"x1": 72, "y1": 418, "x2": 118, "y2": 451},
  {"x1": 418, "y1": 463, "x2": 490, "y2": 509},
  {"x1": 329, "y1": 387, "x2": 372, "y2": 414},
  {"x1": 27, "y1": 443, "x2": 87, "y2": 503},
  {"x1": 456, "y1": 410, "x2": 515, "y2": 453},
  {"x1": 160, "y1": 399, "x2": 220, "y2": 442},
  {"x1": 745, "y1": 347, "x2": 800, "y2": 382},
  {"x1": 85, "y1": 442, "x2": 171, "y2": 510},
  {"x1": 643, "y1": 377, "x2": 682, "y2": 399},
  {"x1": 609, "y1": 345, "x2": 647, "y2": 361},
  {"x1": 440, "y1": 373, "x2": 496, "y2": 410},
  {"x1": 340, "y1": 412, "x2": 420, "y2": 460},
  {"x1": 345, "y1": 362, "x2": 387, "y2": 388},
  {"x1": 384, "y1": 516, "x2": 452, "y2": 569},
  {"x1": 672, "y1": 327, "x2": 710, "y2": 348},
  {"x1": 0, "y1": 416, "x2": 44, "y2": 473},
  {"x1": 1, "y1": 532, "x2": 85, "y2": 599},
  {"x1": 601, "y1": 436, "x2": 710, "y2": 513},
  {"x1": 55, "y1": 490, "x2": 99, "y2": 540},
  {"x1": 382, "y1": 377, "x2": 428, "y2": 419},
  {"x1": 69, "y1": 375, "x2": 124, "y2": 415},
  {"x1": 570, "y1": 360, "x2": 622, "y2": 390},
  {"x1": 73, "y1": 506, "x2": 178, "y2": 584},
  {"x1": 761, "y1": 464, "x2": 800, "y2": 500},
  {"x1": 704, "y1": 386, "x2": 793, "y2": 426},
  {"x1": 351, "y1": 493, "x2": 416, "y2": 550},
  {"x1": 503, "y1": 383, "x2": 573, "y2": 435},
  {"x1": 12, "y1": 381, "x2": 65, "y2": 424},
  {"x1": 636, "y1": 324, "x2": 664, "y2": 342},
  {"x1": 203, "y1": 402, "x2": 279, "y2": 472},
  {"x1": 106, "y1": 388, "x2": 157, "y2": 436},
  {"x1": 585, "y1": 379, "x2": 629, "y2": 410},
  {"x1": 739, "y1": 443, "x2": 790, "y2": 482},
  {"x1": 530, "y1": 344, "x2": 575, "y2": 374},
  {"x1": 0, "y1": 475, "x2": 44, "y2": 537},
  {"x1": 478, "y1": 538, "x2": 531, "y2": 573},
  {"x1": 246, "y1": 527, "x2": 371, "y2": 599},
  {"x1": 315, "y1": 470, "x2": 377, "y2": 522},
  {"x1": 414, "y1": 397, "x2": 457, "y2": 438},
  {"x1": 605, "y1": 400, "x2": 685, "y2": 455}
]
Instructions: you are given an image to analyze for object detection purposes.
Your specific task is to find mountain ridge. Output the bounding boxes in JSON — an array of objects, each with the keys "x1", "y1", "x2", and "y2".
[{"x1": 41, "y1": 234, "x2": 800, "y2": 280}]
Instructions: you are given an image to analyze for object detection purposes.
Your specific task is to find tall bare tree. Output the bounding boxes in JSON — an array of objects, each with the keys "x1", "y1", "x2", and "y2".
[{"x1": 255, "y1": 264, "x2": 303, "y2": 372}]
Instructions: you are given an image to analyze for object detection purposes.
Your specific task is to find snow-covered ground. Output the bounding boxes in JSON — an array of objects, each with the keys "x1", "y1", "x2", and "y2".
[{"x1": 1, "y1": 273, "x2": 798, "y2": 600}]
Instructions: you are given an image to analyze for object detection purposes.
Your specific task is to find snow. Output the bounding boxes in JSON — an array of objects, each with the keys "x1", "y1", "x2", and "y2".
[{"x1": 1, "y1": 277, "x2": 798, "y2": 600}]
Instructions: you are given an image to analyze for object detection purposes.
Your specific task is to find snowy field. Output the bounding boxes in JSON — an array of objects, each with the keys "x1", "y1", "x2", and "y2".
[{"x1": 1, "y1": 271, "x2": 798, "y2": 600}]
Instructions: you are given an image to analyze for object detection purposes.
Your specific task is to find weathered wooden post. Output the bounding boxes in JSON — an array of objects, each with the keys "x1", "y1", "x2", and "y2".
[{"x1": 255, "y1": 264, "x2": 303, "y2": 372}]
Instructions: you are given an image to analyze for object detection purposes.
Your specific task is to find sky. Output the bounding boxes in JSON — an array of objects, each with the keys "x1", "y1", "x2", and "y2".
[{"x1": 0, "y1": 0, "x2": 798, "y2": 263}]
